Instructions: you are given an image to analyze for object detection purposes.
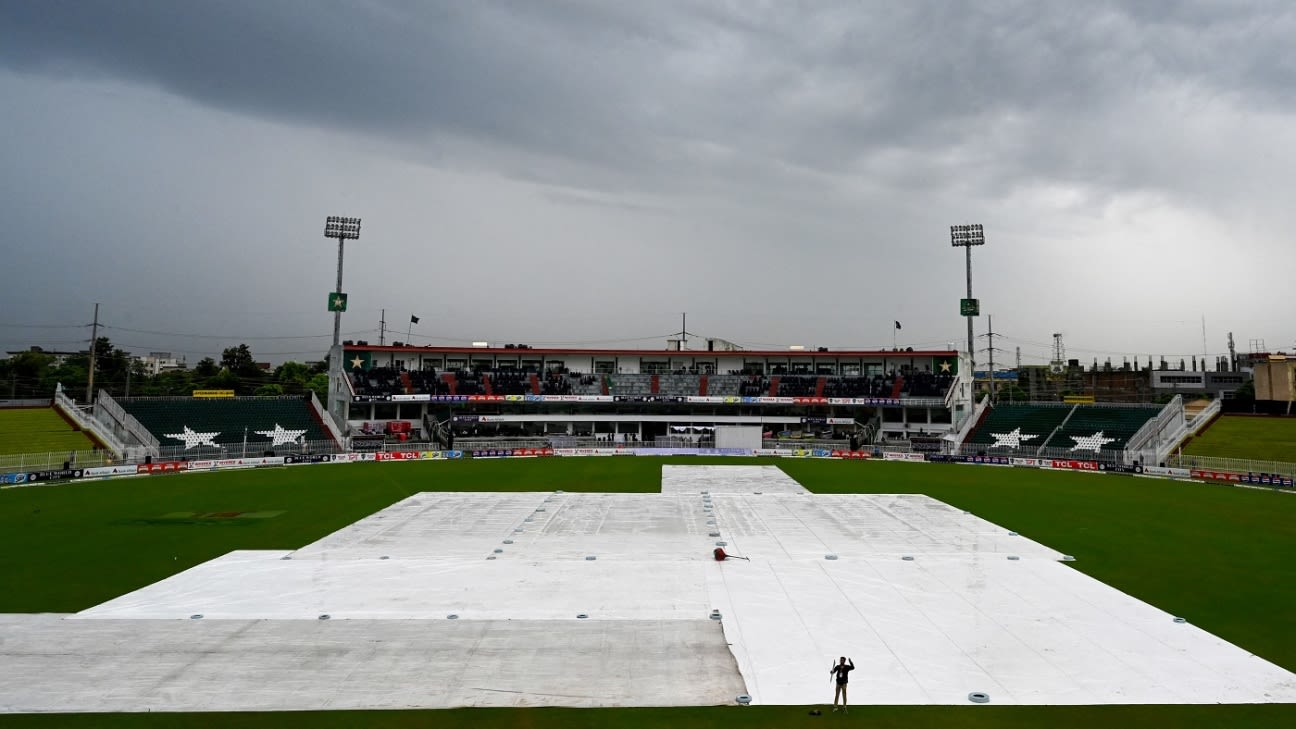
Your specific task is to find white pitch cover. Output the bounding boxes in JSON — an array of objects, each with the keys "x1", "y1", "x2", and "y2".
[{"x1": 1, "y1": 466, "x2": 1293, "y2": 712}]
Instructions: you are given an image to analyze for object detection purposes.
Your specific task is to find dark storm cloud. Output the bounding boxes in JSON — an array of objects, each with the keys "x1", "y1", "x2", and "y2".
[
  {"x1": 4, "y1": 0, "x2": 1292, "y2": 201},
  {"x1": 2, "y1": 1, "x2": 1295, "y2": 361}
]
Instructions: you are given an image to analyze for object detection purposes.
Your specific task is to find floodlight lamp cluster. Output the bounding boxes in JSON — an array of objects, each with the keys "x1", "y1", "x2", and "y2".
[
  {"x1": 324, "y1": 216, "x2": 362, "y2": 240},
  {"x1": 950, "y1": 223, "x2": 985, "y2": 247}
]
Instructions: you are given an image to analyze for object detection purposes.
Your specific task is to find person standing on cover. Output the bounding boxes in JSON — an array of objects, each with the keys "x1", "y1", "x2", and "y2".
[{"x1": 830, "y1": 656, "x2": 855, "y2": 712}]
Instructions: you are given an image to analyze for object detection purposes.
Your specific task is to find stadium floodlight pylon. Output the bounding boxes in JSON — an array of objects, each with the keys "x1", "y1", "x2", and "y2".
[
  {"x1": 950, "y1": 224, "x2": 985, "y2": 390},
  {"x1": 324, "y1": 215, "x2": 361, "y2": 428}
]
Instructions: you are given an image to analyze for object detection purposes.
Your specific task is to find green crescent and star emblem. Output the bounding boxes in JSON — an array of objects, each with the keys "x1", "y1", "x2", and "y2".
[
  {"x1": 327, "y1": 292, "x2": 348, "y2": 312},
  {"x1": 934, "y1": 356, "x2": 958, "y2": 375},
  {"x1": 349, "y1": 351, "x2": 371, "y2": 369}
]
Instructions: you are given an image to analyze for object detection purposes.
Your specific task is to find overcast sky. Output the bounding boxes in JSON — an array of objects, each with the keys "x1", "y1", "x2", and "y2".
[{"x1": 1, "y1": 0, "x2": 1293, "y2": 368}]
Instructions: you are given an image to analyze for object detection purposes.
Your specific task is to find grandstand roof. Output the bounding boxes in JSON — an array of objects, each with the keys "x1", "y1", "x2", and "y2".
[{"x1": 345, "y1": 344, "x2": 958, "y2": 358}]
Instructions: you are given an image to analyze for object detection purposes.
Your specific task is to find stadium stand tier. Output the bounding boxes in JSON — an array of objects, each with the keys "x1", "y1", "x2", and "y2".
[
  {"x1": 356, "y1": 368, "x2": 955, "y2": 402},
  {"x1": 1048, "y1": 406, "x2": 1161, "y2": 452},
  {"x1": 0, "y1": 407, "x2": 99, "y2": 457},
  {"x1": 966, "y1": 404, "x2": 1160, "y2": 454},
  {"x1": 965, "y1": 405, "x2": 1074, "y2": 452},
  {"x1": 119, "y1": 397, "x2": 332, "y2": 452}
]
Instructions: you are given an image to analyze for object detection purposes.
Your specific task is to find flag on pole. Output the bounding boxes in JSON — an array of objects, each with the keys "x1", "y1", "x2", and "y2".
[
  {"x1": 410, "y1": 315, "x2": 420, "y2": 325},
  {"x1": 894, "y1": 321, "x2": 902, "y2": 330},
  {"x1": 327, "y1": 293, "x2": 348, "y2": 312}
]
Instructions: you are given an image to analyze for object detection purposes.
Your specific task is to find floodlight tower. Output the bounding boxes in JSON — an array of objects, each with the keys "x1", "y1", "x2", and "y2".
[
  {"x1": 950, "y1": 224, "x2": 985, "y2": 384},
  {"x1": 324, "y1": 216, "x2": 361, "y2": 426}
]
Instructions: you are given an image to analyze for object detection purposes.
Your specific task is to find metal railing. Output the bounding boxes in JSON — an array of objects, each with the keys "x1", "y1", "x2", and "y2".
[
  {"x1": 94, "y1": 390, "x2": 160, "y2": 452},
  {"x1": 0, "y1": 449, "x2": 116, "y2": 472},
  {"x1": 1167, "y1": 453, "x2": 1296, "y2": 479},
  {"x1": 51, "y1": 387, "x2": 129, "y2": 457}
]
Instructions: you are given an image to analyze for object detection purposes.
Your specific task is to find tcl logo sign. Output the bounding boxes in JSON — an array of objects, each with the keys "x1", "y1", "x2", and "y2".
[{"x1": 1051, "y1": 460, "x2": 1099, "y2": 471}]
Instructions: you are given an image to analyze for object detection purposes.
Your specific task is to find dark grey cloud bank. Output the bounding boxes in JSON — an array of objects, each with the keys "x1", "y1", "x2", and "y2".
[{"x1": 1, "y1": 1, "x2": 1293, "y2": 363}]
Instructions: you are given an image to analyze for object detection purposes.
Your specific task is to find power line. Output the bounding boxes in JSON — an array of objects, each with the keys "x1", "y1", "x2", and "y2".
[{"x1": 100, "y1": 325, "x2": 378, "y2": 341}]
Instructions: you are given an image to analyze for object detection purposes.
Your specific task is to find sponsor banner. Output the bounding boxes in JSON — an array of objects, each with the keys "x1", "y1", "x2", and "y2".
[
  {"x1": 1143, "y1": 466, "x2": 1191, "y2": 478},
  {"x1": 374, "y1": 451, "x2": 424, "y2": 461},
  {"x1": 1048, "y1": 459, "x2": 1101, "y2": 471},
  {"x1": 927, "y1": 451, "x2": 1005, "y2": 461},
  {"x1": 83, "y1": 465, "x2": 143, "y2": 477},
  {"x1": 1011, "y1": 457, "x2": 1045, "y2": 468},
  {"x1": 136, "y1": 461, "x2": 189, "y2": 475},
  {"x1": 883, "y1": 452, "x2": 926, "y2": 462},
  {"x1": 830, "y1": 450, "x2": 871, "y2": 459},
  {"x1": 1238, "y1": 473, "x2": 1293, "y2": 487},
  {"x1": 422, "y1": 450, "x2": 464, "y2": 460},
  {"x1": 1, "y1": 472, "x2": 29, "y2": 484},
  {"x1": 927, "y1": 454, "x2": 1010, "y2": 465},
  {"x1": 1191, "y1": 469, "x2": 1242, "y2": 483},
  {"x1": 555, "y1": 448, "x2": 622, "y2": 457},
  {"x1": 20, "y1": 468, "x2": 84, "y2": 483},
  {"x1": 452, "y1": 415, "x2": 481, "y2": 423},
  {"x1": 1191, "y1": 469, "x2": 1294, "y2": 487},
  {"x1": 755, "y1": 448, "x2": 791, "y2": 457},
  {"x1": 192, "y1": 389, "x2": 235, "y2": 398},
  {"x1": 1097, "y1": 463, "x2": 1142, "y2": 475},
  {"x1": 284, "y1": 454, "x2": 337, "y2": 465},
  {"x1": 471, "y1": 448, "x2": 555, "y2": 459},
  {"x1": 184, "y1": 457, "x2": 283, "y2": 470},
  {"x1": 362, "y1": 394, "x2": 903, "y2": 407},
  {"x1": 826, "y1": 417, "x2": 857, "y2": 425},
  {"x1": 350, "y1": 439, "x2": 385, "y2": 452}
]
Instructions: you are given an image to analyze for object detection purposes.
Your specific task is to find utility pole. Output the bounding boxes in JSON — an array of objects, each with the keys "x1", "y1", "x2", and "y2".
[
  {"x1": 85, "y1": 302, "x2": 100, "y2": 405},
  {"x1": 380, "y1": 309, "x2": 386, "y2": 346}
]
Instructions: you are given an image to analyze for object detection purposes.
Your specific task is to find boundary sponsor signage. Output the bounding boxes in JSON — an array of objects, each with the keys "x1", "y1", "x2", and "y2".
[
  {"x1": 359, "y1": 393, "x2": 907, "y2": 406},
  {"x1": 927, "y1": 454, "x2": 1010, "y2": 465},
  {"x1": 471, "y1": 448, "x2": 555, "y2": 459},
  {"x1": 830, "y1": 450, "x2": 870, "y2": 459},
  {"x1": 1144, "y1": 466, "x2": 1191, "y2": 478},
  {"x1": 1097, "y1": 463, "x2": 1142, "y2": 475},
  {"x1": 82, "y1": 465, "x2": 142, "y2": 477},
  {"x1": 136, "y1": 461, "x2": 189, "y2": 474},
  {"x1": 1047, "y1": 459, "x2": 1100, "y2": 471},
  {"x1": 883, "y1": 452, "x2": 926, "y2": 462},
  {"x1": 17, "y1": 468, "x2": 84, "y2": 483}
]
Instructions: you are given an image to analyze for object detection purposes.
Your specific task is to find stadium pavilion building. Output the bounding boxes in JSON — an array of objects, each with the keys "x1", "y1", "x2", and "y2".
[{"x1": 340, "y1": 342, "x2": 969, "y2": 447}]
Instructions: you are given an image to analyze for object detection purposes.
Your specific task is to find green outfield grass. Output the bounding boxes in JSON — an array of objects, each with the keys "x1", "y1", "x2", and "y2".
[
  {"x1": 0, "y1": 407, "x2": 98, "y2": 457},
  {"x1": 1, "y1": 457, "x2": 1294, "y2": 729},
  {"x1": 1183, "y1": 414, "x2": 1296, "y2": 462}
]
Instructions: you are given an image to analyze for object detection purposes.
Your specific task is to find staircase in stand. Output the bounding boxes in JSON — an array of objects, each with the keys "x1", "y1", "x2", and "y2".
[
  {"x1": 483, "y1": 374, "x2": 494, "y2": 396},
  {"x1": 529, "y1": 373, "x2": 541, "y2": 395},
  {"x1": 442, "y1": 373, "x2": 457, "y2": 396},
  {"x1": 399, "y1": 371, "x2": 414, "y2": 395},
  {"x1": 815, "y1": 377, "x2": 826, "y2": 398},
  {"x1": 890, "y1": 375, "x2": 904, "y2": 399},
  {"x1": 651, "y1": 375, "x2": 660, "y2": 395},
  {"x1": 769, "y1": 376, "x2": 781, "y2": 397},
  {"x1": 699, "y1": 375, "x2": 708, "y2": 396}
]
